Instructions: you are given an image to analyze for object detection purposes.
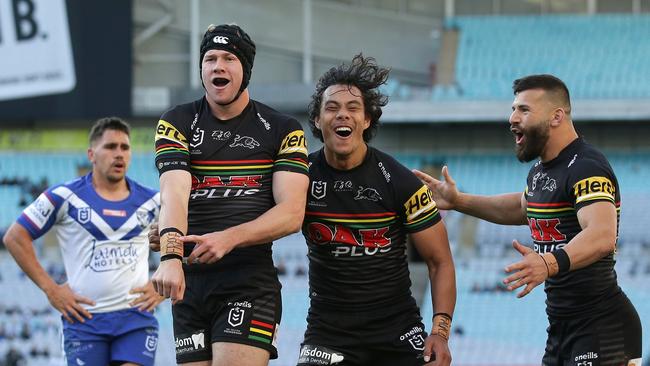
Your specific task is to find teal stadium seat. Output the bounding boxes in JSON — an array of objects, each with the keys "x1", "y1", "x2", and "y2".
[{"x1": 435, "y1": 15, "x2": 650, "y2": 100}]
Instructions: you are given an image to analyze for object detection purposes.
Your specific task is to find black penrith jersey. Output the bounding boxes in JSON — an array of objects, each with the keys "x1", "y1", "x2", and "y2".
[
  {"x1": 303, "y1": 147, "x2": 441, "y2": 311},
  {"x1": 154, "y1": 97, "x2": 308, "y2": 270},
  {"x1": 525, "y1": 137, "x2": 622, "y2": 318}
]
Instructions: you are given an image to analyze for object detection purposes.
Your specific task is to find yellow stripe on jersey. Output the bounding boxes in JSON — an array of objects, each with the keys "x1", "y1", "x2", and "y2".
[
  {"x1": 404, "y1": 185, "x2": 437, "y2": 222},
  {"x1": 250, "y1": 327, "x2": 273, "y2": 337},
  {"x1": 573, "y1": 176, "x2": 615, "y2": 204},
  {"x1": 279, "y1": 130, "x2": 308, "y2": 156},
  {"x1": 527, "y1": 207, "x2": 575, "y2": 213},
  {"x1": 155, "y1": 120, "x2": 188, "y2": 147}
]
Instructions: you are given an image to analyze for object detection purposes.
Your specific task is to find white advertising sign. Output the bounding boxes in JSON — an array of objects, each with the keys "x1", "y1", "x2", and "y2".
[{"x1": 0, "y1": 0, "x2": 76, "y2": 101}]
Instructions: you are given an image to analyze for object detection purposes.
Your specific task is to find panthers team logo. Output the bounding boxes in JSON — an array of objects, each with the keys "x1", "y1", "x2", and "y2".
[
  {"x1": 354, "y1": 186, "x2": 382, "y2": 201},
  {"x1": 78, "y1": 207, "x2": 91, "y2": 224},
  {"x1": 230, "y1": 135, "x2": 260, "y2": 149}
]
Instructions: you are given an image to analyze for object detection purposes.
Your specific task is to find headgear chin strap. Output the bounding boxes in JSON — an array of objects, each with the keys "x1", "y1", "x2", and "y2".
[{"x1": 199, "y1": 24, "x2": 256, "y2": 104}]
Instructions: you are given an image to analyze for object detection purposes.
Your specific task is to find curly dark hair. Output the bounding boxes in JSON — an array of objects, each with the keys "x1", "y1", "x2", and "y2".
[{"x1": 308, "y1": 54, "x2": 390, "y2": 142}]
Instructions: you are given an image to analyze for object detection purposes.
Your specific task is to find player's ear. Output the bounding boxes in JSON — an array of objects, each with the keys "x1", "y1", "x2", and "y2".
[
  {"x1": 87, "y1": 147, "x2": 94, "y2": 163},
  {"x1": 550, "y1": 108, "x2": 564, "y2": 127},
  {"x1": 314, "y1": 116, "x2": 321, "y2": 130}
]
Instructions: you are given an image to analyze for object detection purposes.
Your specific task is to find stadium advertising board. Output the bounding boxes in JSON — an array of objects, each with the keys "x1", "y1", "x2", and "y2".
[
  {"x1": 0, "y1": 0, "x2": 75, "y2": 101},
  {"x1": 0, "y1": 0, "x2": 132, "y2": 119}
]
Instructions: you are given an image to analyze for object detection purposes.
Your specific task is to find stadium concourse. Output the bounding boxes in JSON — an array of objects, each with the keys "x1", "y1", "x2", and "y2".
[{"x1": 0, "y1": 150, "x2": 648, "y2": 365}]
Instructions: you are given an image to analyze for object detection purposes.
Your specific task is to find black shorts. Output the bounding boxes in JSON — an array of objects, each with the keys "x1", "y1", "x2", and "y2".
[
  {"x1": 298, "y1": 304, "x2": 428, "y2": 366},
  {"x1": 172, "y1": 267, "x2": 282, "y2": 364},
  {"x1": 542, "y1": 293, "x2": 642, "y2": 366}
]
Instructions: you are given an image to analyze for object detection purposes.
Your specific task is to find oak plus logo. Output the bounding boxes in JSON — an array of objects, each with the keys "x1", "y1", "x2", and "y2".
[
  {"x1": 528, "y1": 218, "x2": 567, "y2": 243},
  {"x1": 0, "y1": 0, "x2": 76, "y2": 100}
]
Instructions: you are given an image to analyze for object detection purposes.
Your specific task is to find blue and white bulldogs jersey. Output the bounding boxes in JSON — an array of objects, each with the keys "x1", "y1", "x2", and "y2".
[{"x1": 17, "y1": 173, "x2": 160, "y2": 313}]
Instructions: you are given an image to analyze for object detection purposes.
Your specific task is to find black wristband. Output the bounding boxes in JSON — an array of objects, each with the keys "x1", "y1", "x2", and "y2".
[
  {"x1": 160, "y1": 254, "x2": 183, "y2": 262},
  {"x1": 434, "y1": 312, "x2": 453, "y2": 321},
  {"x1": 551, "y1": 249, "x2": 571, "y2": 273},
  {"x1": 160, "y1": 227, "x2": 183, "y2": 236}
]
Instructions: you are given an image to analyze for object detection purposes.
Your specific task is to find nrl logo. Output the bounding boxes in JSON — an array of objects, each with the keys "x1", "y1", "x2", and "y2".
[
  {"x1": 311, "y1": 181, "x2": 326, "y2": 199},
  {"x1": 191, "y1": 127, "x2": 204, "y2": 148},
  {"x1": 78, "y1": 207, "x2": 91, "y2": 224}
]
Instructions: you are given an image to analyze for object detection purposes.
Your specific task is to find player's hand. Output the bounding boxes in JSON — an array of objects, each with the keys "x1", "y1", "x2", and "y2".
[
  {"x1": 151, "y1": 259, "x2": 185, "y2": 304},
  {"x1": 412, "y1": 166, "x2": 459, "y2": 210},
  {"x1": 183, "y1": 231, "x2": 236, "y2": 265},
  {"x1": 148, "y1": 222, "x2": 160, "y2": 252},
  {"x1": 130, "y1": 281, "x2": 165, "y2": 312},
  {"x1": 503, "y1": 240, "x2": 547, "y2": 298},
  {"x1": 423, "y1": 333, "x2": 451, "y2": 365},
  {"x1": 44, "y1": 283, "x2": 95, "y2": 323}
]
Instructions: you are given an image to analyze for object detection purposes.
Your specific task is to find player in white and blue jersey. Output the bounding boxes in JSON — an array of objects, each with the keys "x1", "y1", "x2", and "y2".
[{"x1": 3, "y1": 117, "x2": 164, "y2": 366}]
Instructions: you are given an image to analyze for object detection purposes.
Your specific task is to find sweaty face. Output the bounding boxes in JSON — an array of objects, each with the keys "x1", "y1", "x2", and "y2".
[
  {"x1": 88, "y1": 130, "x2": 131, "y2": 183},
  {"x1": 509, "y1": 89, "x2": 551, "y2": 163},
  {"x1": 316, "y1": 84, "x2": 370, "y2": 160},
  {"x1": 201, "y1": 49, "x2": 244, "y2": 105}
]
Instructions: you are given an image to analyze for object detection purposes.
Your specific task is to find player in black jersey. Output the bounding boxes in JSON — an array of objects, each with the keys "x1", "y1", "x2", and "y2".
[
  {"x1": 297, "y1": 54, "x2": 456, "y2": 366},
  {"x1": 415, "y1": 74, "x2": 642, "y2": 365},
  {"x1": 151, "y1": 24, "x2": 309, "y2": 365}
]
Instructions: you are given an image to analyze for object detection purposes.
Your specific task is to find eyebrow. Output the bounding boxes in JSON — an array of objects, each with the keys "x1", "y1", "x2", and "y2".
[{"x1": 512, "y1": 103, "x2": 530, "y2": 110}]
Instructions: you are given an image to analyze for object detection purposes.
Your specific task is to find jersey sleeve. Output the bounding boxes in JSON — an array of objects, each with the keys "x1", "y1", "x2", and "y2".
[
  {"x1": 397, "y1": 171, "x2": 442, "y2": 233},
  {"x1": 273, "y1": 118, "x2": 309, "y2": 175},
  {"x1": 154, "y1": 109, "x2": 191, "y2": 175},
  {"x1": 16, "y1": 187, "x2": 66, "y2": 239},
  {"x1": 567, "y1": 158, "x2": 617, "y2": 211}
]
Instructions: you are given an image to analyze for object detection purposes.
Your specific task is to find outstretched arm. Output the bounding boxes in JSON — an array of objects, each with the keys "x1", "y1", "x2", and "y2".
[
  {"x1": 411, "y1": 222, "x2": 456, "y2": 366},
  {"x1": 3, "y1": 224, "x2": 94, "y2": 322},
  {"x1": 185, "y1": 170, "x2": 309, "y2": 264},
  {"x1": 413, "y1": 166, "x2": 527, "y2": 225}
]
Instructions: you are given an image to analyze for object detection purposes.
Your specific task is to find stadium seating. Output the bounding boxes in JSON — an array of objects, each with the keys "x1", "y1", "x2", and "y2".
[
  {"x1": 1, "y1": 151, "x2": 648, "y2": 365},
  {"x1": 434, "y1": 14, "x2": 650, "y2": 100}
]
